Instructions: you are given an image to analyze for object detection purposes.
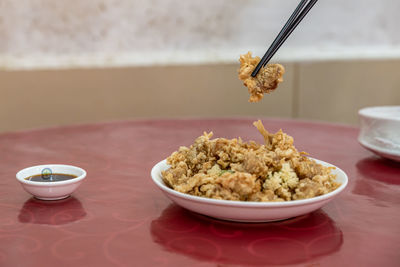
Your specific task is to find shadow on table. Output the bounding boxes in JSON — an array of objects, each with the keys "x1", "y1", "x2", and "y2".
[
  {"x1": 151, "y1": 204, "x2": 343, "y2": 266},
  {"x1": 356, "y1": 156, "x2": 400, "y2": 185},
  {"x1": 18, "y1": 196, "x2": 86, "y2": 225}
]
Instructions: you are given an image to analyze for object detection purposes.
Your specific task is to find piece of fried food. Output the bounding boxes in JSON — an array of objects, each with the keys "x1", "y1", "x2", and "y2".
[
  {"x1": 238, "y1": 52, "x2": 285, "y2": 102},
  {"x1": 162, "y1": 120, "x2": 339, "y2": 202}
]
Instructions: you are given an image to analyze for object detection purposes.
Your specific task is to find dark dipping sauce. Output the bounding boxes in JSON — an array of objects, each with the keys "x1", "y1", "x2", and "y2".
[{"x1": 25, "y1": 173, "x2": 77, "y2": 182}]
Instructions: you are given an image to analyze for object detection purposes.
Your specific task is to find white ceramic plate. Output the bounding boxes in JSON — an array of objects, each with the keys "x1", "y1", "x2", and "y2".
[
  {"x1": 151, "y1": 159, "x2": 348, "y2": 222},
  {"x1": 358, "y1": 138, "x2": 400, "y2": 162},
  {"x1": 358, "y1": 106, "x2": 400, "y2": 162}
]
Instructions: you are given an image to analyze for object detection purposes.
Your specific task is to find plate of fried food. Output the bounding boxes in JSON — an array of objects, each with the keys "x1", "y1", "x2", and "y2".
[{"x1": 151, "y1": 120, "x2": 348, "y2": 222}]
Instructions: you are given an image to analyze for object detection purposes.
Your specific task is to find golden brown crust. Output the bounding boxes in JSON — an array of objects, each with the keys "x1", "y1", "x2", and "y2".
[
  {"x1": 238, "y1": 52, "x2": 285, "y2": 102},
  {"x1": 162, "y1": 120, "x2": 340, "y2": 202}
]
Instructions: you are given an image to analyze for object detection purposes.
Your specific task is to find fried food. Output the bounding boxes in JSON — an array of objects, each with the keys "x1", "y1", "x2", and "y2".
[
  {"x1": 162, "y1": 120, "x2": 339, "y2": 202},
  {"x1": 238, "y1": 52, "x2": 285, "y2": 103}
]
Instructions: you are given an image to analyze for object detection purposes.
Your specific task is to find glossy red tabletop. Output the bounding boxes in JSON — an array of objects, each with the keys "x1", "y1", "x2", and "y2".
[{"x1": 1, "y1": 118, "x2": 399, "y2": 267}]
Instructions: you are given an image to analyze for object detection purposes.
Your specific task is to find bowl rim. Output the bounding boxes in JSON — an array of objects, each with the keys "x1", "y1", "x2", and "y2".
[
  {"x1": 358, "y1": 105, "x2": 400, "y2": 121},
  {"x1": 16, "y1": 164, "x2": 87, "y2": 187},
  {"x1": 151, "y1": 158, "x2": 348, "y2": 208}
]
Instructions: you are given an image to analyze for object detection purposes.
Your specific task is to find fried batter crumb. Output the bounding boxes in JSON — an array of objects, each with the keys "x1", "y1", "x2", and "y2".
[
  {"x1": 238, "y1": 52, "x2": 285, "y2": 103},
  {"x1": 162, "y1": 120, "x2": 340, "y2": 202}
]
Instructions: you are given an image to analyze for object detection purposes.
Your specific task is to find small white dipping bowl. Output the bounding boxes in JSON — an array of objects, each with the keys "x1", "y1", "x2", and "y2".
[
  {"x1": 151, "y1": 158, "x2": 348, "y2": 223},
  {"x1": 16, "y1": 164, "x2": 87, "y2": 200},
  {"x1": 358, "y1": 106, "x2": 400, "y2": 162}
]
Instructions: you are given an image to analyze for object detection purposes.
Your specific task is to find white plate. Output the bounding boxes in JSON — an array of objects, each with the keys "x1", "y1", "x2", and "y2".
[
  {"x1": 151, "y1": 159, "x2": 348, "y2": 222},
  {"x1": 358, "y1": 106, "x2": 400, "y2": 162},
  {"x1": 359, "y1": 138, "x2": 400, "y2": 162}
]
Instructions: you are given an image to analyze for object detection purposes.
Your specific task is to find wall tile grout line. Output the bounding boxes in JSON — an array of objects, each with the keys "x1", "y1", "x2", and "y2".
[{"x1": 292, "y1": 63, "x2": 300, "y2": 119}]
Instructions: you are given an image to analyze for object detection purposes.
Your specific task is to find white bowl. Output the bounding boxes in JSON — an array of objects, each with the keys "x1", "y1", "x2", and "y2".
[
  {"x1": 16, "y1": 164, "x2": 87, "y2": 200},
  {"x1": 358, "y1": 106, "x2": 400, "y2": 162},
  {"x1": 151, "y1": 159, "x2": 348, "y2": 222}
]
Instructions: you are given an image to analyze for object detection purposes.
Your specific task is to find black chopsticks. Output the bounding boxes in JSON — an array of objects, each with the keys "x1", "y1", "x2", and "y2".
[{"x1": 251, "y1": 0, "x2": 319, "y2": 77}]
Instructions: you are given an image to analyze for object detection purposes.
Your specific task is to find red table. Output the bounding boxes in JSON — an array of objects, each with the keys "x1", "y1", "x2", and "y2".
[{"x1": 1, "y1": 118, "x2": 399, "y2": 267}]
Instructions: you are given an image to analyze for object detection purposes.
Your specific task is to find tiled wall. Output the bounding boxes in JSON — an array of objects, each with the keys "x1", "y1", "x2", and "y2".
[
  {"x1": 296, "y1": 61, "x2": 400, "y2": 123},
  {"x1": 1, "y1": 60, "x2": 399, "y2": 132}
]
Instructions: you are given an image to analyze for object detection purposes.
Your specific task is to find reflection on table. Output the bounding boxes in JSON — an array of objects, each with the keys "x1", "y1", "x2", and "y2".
[
  {"x1": 151, "y1": 204, "x2": 343, "y2": 266},
  {"x1": 18, "y1": 197, "x2": 86, "y2": 225}
]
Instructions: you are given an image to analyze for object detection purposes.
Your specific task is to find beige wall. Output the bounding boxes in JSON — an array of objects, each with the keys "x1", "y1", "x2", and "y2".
[{"x1": 1, "y1": 60, "x2": 400, "y2": 133}]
